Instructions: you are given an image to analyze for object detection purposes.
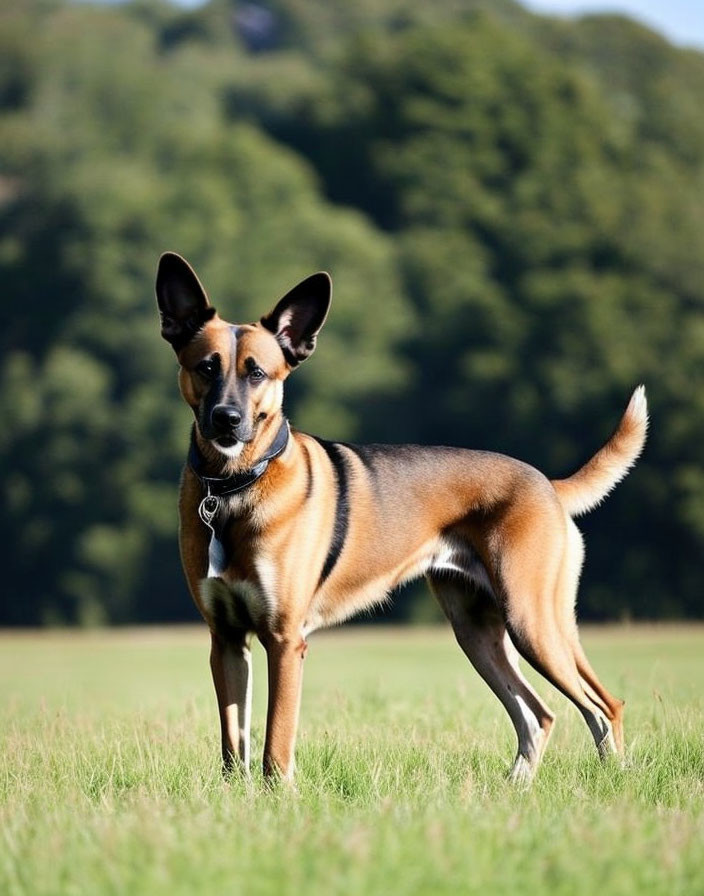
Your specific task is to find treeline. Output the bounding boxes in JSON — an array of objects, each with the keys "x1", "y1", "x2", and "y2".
[{"x1": 1, "y1": 0, "x2": 703, "y2": 625}]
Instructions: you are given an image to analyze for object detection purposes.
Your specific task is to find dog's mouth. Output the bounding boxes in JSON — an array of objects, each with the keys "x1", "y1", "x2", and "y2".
[
  {"x1": 210, "y1": 433, "x2": 249, "y2": 460},
  {"x1": 213, "y1": 434, "x2": 239, "y2": 449}
]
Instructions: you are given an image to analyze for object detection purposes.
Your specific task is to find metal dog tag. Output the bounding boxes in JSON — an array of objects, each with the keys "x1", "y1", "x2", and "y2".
[{"x1": 198, "y1": 494, "x2": 221, "y2": 527}]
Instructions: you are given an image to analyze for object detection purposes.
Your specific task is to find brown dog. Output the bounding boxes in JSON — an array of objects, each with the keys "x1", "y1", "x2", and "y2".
[{"x1": 155, "y1": 252, "x2": 648, "y2": 784}]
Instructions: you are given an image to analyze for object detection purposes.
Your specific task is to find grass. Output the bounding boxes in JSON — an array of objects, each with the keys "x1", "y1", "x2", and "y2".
[{"x1": 1, "y1": 624, "x2": 703, "y2": 895}]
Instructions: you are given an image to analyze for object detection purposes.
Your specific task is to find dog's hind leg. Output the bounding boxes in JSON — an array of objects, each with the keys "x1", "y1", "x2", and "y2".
[
  {"x1": 552, "y1": 521, "x2": 625, "y2": 756},
  {"x1": 502, "y1": 583, "x2": 620, "y2": 761},
  {"x1": 428, "y1": 575, "x2": 555, "y2": 785},
  {"x1": 569, "y1": 637, "x2": 625, "y2": 755},
  {"x1": 493, "y1": 505, "x2": 623, "y2": 763},
  {"x1": 506, "y1": 613, "x2": 620, "y2": 761}
]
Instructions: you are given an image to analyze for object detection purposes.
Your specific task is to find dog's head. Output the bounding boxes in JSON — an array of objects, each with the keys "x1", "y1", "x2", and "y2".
[{"x1": 155, "y1": 252, "x2": 331, "y2": 461}]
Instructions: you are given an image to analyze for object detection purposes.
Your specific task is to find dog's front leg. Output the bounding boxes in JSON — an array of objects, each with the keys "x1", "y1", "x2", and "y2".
[
  {"x1": 262, "y1": 634, "x2": 307, "y2": 781},
  {"x1": 209, "y1": 631, "x2": 253, "y2": 775}
]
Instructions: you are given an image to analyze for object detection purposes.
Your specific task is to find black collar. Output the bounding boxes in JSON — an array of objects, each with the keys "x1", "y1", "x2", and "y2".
[{"x1": 188, "y1": 418, "x2": 290, "y2": 499}]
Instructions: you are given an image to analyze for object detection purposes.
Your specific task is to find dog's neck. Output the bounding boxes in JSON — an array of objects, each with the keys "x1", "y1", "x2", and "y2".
[{"x1": 190, "y1": 414, "x2": 290, "y2": 481}]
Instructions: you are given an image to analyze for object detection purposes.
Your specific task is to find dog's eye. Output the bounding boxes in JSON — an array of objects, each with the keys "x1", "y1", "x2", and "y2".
[
  {"x1": 248, "y1": 367, "x2": 267, "y2": 384},
  {"x1": 196, "y1": 357, "x2": 218, "y2": 380}
]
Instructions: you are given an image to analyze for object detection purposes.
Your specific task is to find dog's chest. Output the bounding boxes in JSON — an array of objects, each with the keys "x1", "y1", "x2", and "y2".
[{"x1": 199, "y1": 570, "x2": 273, "y2": 635}]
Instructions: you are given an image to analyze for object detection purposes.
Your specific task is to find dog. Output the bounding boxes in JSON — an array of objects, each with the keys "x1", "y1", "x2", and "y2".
[{"x1": 155, "y1": 252, "x2": 648, "y2": 784}]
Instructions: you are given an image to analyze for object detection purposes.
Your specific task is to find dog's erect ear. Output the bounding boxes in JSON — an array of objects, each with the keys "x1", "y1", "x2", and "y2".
[
  {"x1": 155, "y1": 252, "x2": 216, "y2": 351},
  {"x1": 260, "y1": 272, "x2": 332, "y2": 366}
]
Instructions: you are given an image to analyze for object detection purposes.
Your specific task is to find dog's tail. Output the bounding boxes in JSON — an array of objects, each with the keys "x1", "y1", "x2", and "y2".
[{"x1": 551, "y1": 385, "x2": 648, "y2": 518}]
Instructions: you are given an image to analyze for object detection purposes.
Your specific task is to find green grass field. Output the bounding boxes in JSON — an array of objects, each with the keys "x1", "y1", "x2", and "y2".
[{"x1": 1, "y1": 624, "x2": 703, "y2": 896}]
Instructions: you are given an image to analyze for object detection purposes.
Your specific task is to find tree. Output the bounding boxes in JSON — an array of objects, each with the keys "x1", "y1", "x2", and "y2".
[{"x1": 2, "y1": 0, "x2": 704, "y2": 623}]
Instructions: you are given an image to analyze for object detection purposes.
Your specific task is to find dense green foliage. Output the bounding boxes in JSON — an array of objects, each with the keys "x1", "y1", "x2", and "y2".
[
  {"x1": 1, "y1": 0, "x2": 703, "y2": 624},
  {"x1": 2, "y1": 626, "x2": 704, "y2": 894}
]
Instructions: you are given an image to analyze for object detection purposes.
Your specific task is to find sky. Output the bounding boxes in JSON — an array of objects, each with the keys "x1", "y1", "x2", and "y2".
[
  {"x1": 97, "y1": 0, "x2": 704, "y2": 53},
  {"x1": 521, "y1": 0, "x2": 704, "y2": 51}
]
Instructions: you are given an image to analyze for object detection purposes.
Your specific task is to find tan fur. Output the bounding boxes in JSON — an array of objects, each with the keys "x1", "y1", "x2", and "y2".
[
  {"x1": 158, "y1": 258, "x2": 647, "y2": 784},
  {"x1": 552, "y1": 385, "x2": 648, "y2": 517}
]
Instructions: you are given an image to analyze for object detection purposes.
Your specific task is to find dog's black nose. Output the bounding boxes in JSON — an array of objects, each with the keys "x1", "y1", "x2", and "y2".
[{"x1": 211, "y1": 405, "x2": 242, "y2": 432}]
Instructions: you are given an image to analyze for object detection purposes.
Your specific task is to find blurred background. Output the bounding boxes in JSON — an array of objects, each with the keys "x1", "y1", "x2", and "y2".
[{"x1": 1, "y1": 0, "x2": 703, "y2": 627}]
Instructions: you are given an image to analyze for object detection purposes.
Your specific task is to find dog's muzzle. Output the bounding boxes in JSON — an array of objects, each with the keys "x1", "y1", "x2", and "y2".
[{"x1": 209, "y1": 404, "x2": 249, "y2": 447}]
